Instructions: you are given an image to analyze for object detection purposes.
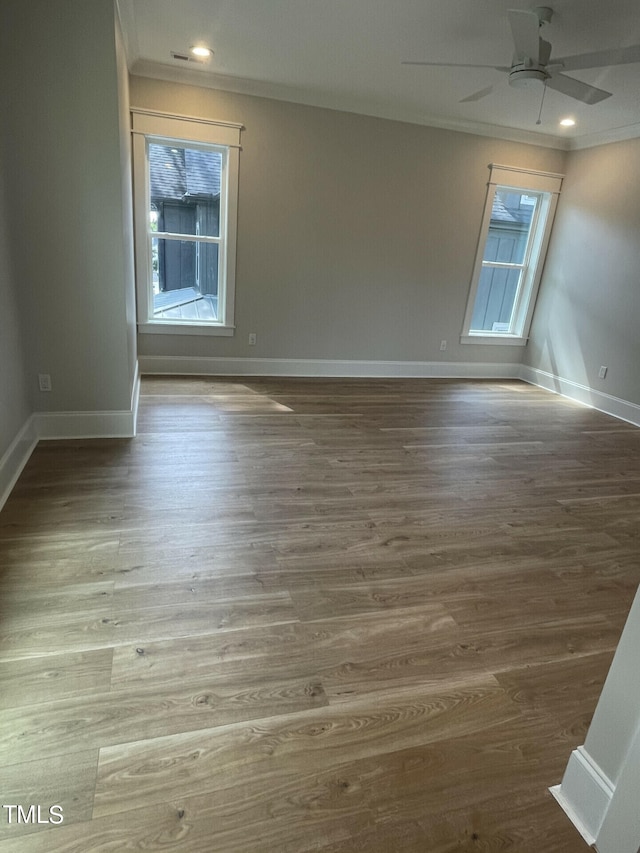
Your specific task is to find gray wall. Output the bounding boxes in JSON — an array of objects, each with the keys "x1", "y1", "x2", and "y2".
[
  {"x1": 115, "y1": 7, "x2": 138, "y2": 391},
  {"x1": 526, "y1": 137, "x2": 640, "y2": 407},
  {"x1": 131, "y1": 77, "x2": 567, "y2": 367},
  {"x1": 0, "y1": 0, "x2": 136, "y2": 417},
  {"x1": 0, "y1": 169, "x2": 30, "y2": 457}
]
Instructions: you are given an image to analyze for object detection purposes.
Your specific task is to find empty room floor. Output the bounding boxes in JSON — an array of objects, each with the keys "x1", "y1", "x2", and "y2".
[{"x1": 1, "y1": 376, "x2": 639, "y2": 852}]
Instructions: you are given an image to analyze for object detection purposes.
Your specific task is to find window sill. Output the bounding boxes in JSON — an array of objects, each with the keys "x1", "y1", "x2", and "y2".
[
  {"x1": 138, "y1": 322, "x2": 235, "y2": 337},
  {"x1": 460, "y1": 334, "x2": 527, "y2": 346}
]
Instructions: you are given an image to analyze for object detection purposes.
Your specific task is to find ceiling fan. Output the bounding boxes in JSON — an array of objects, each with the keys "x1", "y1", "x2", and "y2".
[{"x1": 402, "y1": 6, "x2": 640, "y2": 105}]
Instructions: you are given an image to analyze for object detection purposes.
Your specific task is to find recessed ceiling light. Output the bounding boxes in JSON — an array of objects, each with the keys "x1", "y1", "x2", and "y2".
[
  {"x1": 190, "y1": 45, "x2": 212, "y2": 58},
  {"x1": 560, "y1": 118, "x2": 576, "y2": 127}
]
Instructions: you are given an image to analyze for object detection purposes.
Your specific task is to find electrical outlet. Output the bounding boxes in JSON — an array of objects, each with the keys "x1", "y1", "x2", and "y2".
[
  {"x1": 439, "y1": 340, "x2": 447, "y2": 351},
  {"x1": 598, "y1": 366, "x2": 608, "y2": 379},
  {"x1": 38, "y1": 373, "x2": 52, "y2": 392},
  {"x1": 248, "y1": 333, "x2": 257, "y2": 346}
]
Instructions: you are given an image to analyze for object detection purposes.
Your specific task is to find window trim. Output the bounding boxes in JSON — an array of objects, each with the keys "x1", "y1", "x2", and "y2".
[
  {"x1": 131, "y1": 109, "x2": 242, "y2": 336},
  {"x1": 461, "y1": 164, "x2": 563, "y2": 346}
]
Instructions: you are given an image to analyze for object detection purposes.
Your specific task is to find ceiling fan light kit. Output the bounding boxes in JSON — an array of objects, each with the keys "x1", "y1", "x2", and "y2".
[{"x1": 509, "y1": 67, "x2": 548, "y2": 88}]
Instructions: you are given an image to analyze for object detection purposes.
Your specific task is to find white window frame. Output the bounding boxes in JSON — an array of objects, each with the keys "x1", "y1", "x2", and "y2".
[
  {"x1": 461, "y1": 164, "x2": 563, "y2": 346},
  {"x1": 131, "y1": 109, "x2": 242, "y2": 336}
]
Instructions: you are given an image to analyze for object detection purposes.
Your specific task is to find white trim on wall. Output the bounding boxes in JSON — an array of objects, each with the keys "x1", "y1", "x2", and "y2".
[
  {"x1": 131, "y1": 112, "x2": 241, "y2": 336},
  {"x1": 550, "y1": 746, "x2": 614, "y2": 846},
  {"x1": 131, "y1": 360, "x2": 141, "y2": 436},
  {"x1": 0, "y1": 369, "x2": 141, "y2": 511},
  {"x1": 34, "y1": 410, "x2": 138, "y2": 440},
  {"x1": 138, "y1": 355, "x2": 523, "y2": 379},
  {"x1": 35, "y1": 366, "x2": 141, "y2": 440},
  {"x1": 520, "y1": 365, "x2": 640, "y2": 428},
  {"x1": 130, "y1": 108, "x2": 243, "y2": 145},
  {"x1": 569, "y1": 121, "x2": 640, "y2": 151},
  {"x1": 461, "y1": 165, "x2": 563, "y2": 346},
  {"x1": 0, "y1": 415, "x2": 39, "y2": 513}
]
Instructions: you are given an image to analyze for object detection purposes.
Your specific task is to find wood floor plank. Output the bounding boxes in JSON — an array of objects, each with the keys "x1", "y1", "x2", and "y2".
[
  {"x1": 111, "y1": 574, "x2": 277, "y2": 606},
  {"x1": 0, "y1": 582, "x2": 114, "y2": 627},
  {"x1": 107, "y1": 593, "x2": 299, "y2": 644},
  {"x1": 259, "y1": 556, "x2": 418, "y2": 592},
  {"x1": 0, "y1": 649, "x2": 113, "y2": 710},
  {"x1": 0, "y1": 616, "x2": 119, "y2": 662},
  {"x1": 290, "y1": 583, "x2": 457, "y2": 622},
  {"x1": 108, "y1": 544, "x2": 279, "y2": 584}
]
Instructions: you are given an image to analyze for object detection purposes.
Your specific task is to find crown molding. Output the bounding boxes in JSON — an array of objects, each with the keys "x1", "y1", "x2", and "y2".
[
  {"x1": 130, "y1": 59, "x2": 569, "y2": 151},
  {"x1": 114, "y1": 0, "x2": 139, "y2": 69},
  {"x1": 567, "y1": 121, "x2": 640, "y2": 151}
]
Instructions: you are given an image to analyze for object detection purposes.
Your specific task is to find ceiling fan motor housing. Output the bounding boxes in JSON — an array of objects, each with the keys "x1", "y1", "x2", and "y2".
[{"x1": 508, "y1": 66, "x2": 548, "y2": 88}]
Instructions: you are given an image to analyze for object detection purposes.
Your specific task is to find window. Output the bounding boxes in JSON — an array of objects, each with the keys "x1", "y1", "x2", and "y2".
[
  {"x1": 131, "y1": 110, "x2": 242, "y2": 335},
  {"x1": 461, "y1": 165, "x2": 562, "y2": 345}
]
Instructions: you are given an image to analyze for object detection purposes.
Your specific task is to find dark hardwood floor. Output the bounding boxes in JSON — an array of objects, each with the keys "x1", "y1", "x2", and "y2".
[{"x1": 1, "y1": 376, "x2": 639, "y2": 851}]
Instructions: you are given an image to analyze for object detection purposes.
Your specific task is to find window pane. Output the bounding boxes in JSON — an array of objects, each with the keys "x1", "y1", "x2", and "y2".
[
  {"x1": 148, "y1": 144, "x2": 221, "y2": 237},
  {"x1": 483, "y1": 190, "x2": 538, "y2": 265},
  {"x1": 151, "y1": 237, "x2": 219, "y2": 306},
  {"x1": 196, "y1": 242, "x2": 220, "y2": 299},
  {"x1": 470, "y1": 265, "x2": 521, "y2": 332}
]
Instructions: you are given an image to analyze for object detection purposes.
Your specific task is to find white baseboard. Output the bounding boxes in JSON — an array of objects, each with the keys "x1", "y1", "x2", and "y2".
[
  {"x1": 138, "y1": 355, "x2": 523, "y2": 379},
  {"x1": 520, "y1": 366, "x2": 640, "y2": 428},
  {"x1": 550, "y1": 746, "x2": 614, "y2": 847},
  {"x1": 34, "y1": 409, "x2": 135, "y2": 440},
  {"x1": 35, "y1": 363, "x2": 141, "y2": 440},
  {"x1": 0, "y1": 415, "x2": 39, "y2": 512}
]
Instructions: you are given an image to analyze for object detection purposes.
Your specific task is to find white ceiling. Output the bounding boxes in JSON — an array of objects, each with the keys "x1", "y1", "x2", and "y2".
[{"x1": 117, "y1": 0, "x2": 640, "y2": 149}]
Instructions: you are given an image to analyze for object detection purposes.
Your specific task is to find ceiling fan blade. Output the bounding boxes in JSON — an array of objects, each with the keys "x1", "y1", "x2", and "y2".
[
  {"x1": 508, "y1": 9, "x2": 540, "y2": 63},
  {"x1": 552, "y1": 44, "x2": 640, "y2": 72},
  {"x1": 460, "y1": 85, "x2": 495, "y2": 103},
  {"x1": 546, "y1": 73, "x2": 612, "y2": 104},
  {"x1": 402, "y1": 61, "x2": 509, "y2": 69}
]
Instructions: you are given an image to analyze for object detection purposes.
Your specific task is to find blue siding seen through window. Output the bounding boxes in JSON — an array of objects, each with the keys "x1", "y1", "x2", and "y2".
[{"x1": 471, "y1": 189, "x2": 538, "y2": 332}]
